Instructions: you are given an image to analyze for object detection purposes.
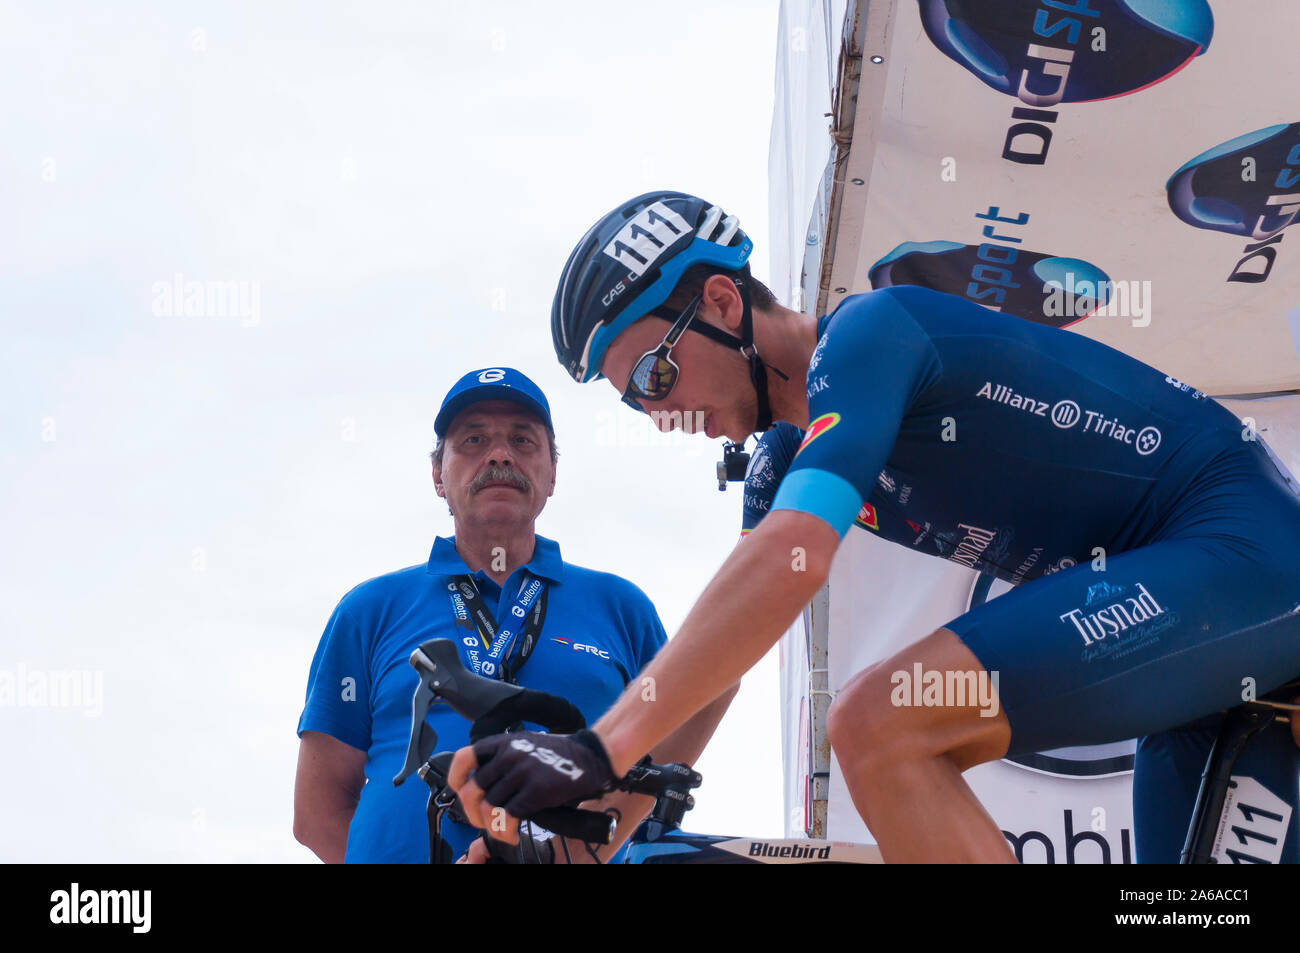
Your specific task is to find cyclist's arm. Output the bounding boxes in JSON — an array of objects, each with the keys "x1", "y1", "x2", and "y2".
[
  {"x1": 596, "y1": 509, "x2": 836, "y2": 776},
  {"x1": 293, "y1": 730, "x2": 367, "y2": 863}
]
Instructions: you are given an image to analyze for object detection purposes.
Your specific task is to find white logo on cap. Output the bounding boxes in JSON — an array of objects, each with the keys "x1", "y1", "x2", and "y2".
[{"x1": 477, "y1": 369, "x2": 506, "y2": 383}]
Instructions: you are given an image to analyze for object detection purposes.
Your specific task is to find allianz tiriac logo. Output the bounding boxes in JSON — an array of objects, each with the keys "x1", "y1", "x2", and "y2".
[
  {"x1": 869, "y1": 239, "x2": 1113, "y2": 328},
  {"x1": 1166, "y1": 122, "x2": 1300, "y2": 284},
  {"x1": 917, "y1": 0, "x2": 1213, "y2": 165}
]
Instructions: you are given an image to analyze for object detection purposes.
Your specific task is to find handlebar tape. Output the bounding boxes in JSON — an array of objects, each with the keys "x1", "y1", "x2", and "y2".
[
  {"x1": 529, "y1": 807, "x2": 617, "y2": 845},
  {"x1": 469, "y1": 688, "x2": 587, "y2": 742}
]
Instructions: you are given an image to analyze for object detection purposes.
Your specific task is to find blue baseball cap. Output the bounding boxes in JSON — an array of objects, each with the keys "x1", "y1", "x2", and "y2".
[{"x1": 434, "y1": 367, "x2": 554, "y2": 439}]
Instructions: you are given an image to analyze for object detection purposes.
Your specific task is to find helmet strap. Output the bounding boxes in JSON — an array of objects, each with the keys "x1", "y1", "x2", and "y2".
[
  {"x1": 655, "y1": 277, "x2": 788, "y2": 434},
  {"x1": 735, "y1": 279, "x2": 786, "y2": 433}
]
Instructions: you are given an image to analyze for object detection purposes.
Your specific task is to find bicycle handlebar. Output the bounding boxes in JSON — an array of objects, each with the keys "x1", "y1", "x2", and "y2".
[{"x1": 394, "y1": 638, "x2": 617, "y2": 847}]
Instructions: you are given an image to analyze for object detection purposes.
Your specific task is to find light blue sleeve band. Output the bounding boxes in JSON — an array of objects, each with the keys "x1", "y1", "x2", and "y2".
[{"x1": 770, "y1": 468, "x2": 863, "y2": 539}]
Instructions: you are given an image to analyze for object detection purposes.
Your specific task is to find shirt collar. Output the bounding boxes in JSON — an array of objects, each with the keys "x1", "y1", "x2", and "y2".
[{"x1": 425, "y1": 534, "x2": 564, "y2": 584}]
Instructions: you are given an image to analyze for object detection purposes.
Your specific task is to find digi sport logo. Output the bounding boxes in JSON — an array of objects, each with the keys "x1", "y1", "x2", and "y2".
[
  {"x1": 1167, "y1": 122, "x2": 1300, "y2": 241},
  {"x1": 869, "y1": 240, "x2": 1112, "y2": 328},
  {"x1": 917, "y1": 0, "x2": 1213, "y2": 104},
  {"x1": 1166, "y1": 122, "x2": 1300, "y2": 284}
]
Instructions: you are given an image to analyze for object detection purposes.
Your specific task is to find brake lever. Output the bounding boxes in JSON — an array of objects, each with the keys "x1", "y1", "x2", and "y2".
[{"x1": 394, "y1": 638, "x2": 527, "y2": 786}]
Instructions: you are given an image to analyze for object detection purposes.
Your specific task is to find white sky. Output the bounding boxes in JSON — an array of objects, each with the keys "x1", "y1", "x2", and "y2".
[{"x1": 0, "y1": 0, "x2": 786, "y2": 861}]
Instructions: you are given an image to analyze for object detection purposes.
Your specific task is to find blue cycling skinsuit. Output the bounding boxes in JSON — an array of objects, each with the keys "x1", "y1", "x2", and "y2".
[
  {"x1": 297, "y1": 535, "x2": 667, "y2": 862},
  {"x1": 754, "y1": 285, "x2": 1300, "y2": 862}
]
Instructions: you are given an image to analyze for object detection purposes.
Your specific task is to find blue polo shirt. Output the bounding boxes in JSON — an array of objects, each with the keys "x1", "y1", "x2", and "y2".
[{"x1": 297, "y1": 534, "x2": 667, "y2": 863}]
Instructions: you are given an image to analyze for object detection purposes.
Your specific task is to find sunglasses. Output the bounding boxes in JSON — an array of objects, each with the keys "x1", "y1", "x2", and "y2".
[{"x1": 619, "y1": 293, "x2": 703, "y2": 412}]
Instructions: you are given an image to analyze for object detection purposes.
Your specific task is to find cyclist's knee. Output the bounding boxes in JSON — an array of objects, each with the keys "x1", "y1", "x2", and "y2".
[
  {"x1": 827, "y1": 647, "x2": 1008, "y2": 770},
  {"x1": 827, "y1": 663, "x2": 924, "y2": 766}
]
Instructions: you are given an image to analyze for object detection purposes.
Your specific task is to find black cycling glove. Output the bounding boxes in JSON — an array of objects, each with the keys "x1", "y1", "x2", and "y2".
[{"x1": 470, "y1": 728, "x2": 616, "y2": 819}]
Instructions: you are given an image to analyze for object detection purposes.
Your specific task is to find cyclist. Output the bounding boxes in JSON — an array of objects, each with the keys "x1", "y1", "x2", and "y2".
[{"x1": 449, "y1": 191, "x2": 1300, "y2": 862}]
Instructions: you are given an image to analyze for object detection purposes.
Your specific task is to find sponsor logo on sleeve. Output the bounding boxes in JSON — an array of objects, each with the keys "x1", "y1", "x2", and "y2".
[
  {"x1": 809, "y1": 335, "x2": 828, "y2": 372},
  {"x1": 1164, "y1": 376, "x2": 1207, "y2": 400},
  {"x1": 854, "y1": 502, "x2": 879, "y2": 531},
  {"x1": 794, "y1": 412, "x2": 841, "y2": 456},
  {"x1": 806, "y1": 374, "x2": 830, "y2": 399},
  {"x1": 745, "y1": 442, "x2": 776, "y2": 490}
]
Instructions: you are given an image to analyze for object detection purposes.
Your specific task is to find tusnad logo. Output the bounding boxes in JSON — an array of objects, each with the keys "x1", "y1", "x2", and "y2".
[{"x1": 1060, "y1": 580, "x2": 1175, "y2": 658}]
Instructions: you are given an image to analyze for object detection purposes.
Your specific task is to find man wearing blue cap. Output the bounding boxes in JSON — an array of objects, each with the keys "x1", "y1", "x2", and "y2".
[{"x1": 293, "y1": 367, "x2": 735, "y2": 863}]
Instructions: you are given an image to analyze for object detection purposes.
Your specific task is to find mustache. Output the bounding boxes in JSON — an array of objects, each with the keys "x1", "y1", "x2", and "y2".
[{"x1": 470, "y1": 466, "x2": 531, "y2": 494}]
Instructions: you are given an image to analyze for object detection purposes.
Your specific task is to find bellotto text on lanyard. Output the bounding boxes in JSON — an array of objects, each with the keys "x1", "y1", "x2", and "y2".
[{"x1": 445, "y1": 573, "x2": 548, "y2": 683}]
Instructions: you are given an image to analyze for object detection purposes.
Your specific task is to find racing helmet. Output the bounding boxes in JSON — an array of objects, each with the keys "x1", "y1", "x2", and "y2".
[{"x1": 551, "y1": 190, "x2": 753, "y2": 384}]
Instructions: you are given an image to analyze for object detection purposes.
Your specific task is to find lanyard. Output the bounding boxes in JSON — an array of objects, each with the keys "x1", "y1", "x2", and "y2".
[{"x1": 446, "y1": 572, "x2": 548, "y2": 683}]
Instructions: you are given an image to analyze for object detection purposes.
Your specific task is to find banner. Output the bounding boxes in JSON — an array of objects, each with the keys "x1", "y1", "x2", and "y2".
[{"x1": 829, "y1": 0, "x2": 1300, "y2": 394}]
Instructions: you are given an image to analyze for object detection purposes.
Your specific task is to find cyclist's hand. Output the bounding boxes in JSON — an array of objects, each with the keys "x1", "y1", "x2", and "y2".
[
  {"x1": 447, "y1": 745, "x2": 517, "y2": 842},
  {"x1": 458, "y1": 838, "x2": 492, "y2": 864},
  {"x1": 461, "y1": 831, "x2": 558, "y2": 864},
  {"x1": 447, "y1": 729, "x2": 615, "y2": 843}
]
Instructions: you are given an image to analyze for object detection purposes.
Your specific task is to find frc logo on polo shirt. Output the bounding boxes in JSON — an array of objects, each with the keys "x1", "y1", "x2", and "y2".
[{"x1": 552, "y1": 637, "x2": 611, "y2": 660}]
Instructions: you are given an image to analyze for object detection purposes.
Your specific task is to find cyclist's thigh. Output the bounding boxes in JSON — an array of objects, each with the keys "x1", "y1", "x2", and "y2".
[
  {"x1": 1134, "y1": 716, "x2": 1300, "y2": 864},
  {"x1": 943, "y1": 531, "x2": 1300, "y2": 756}
]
